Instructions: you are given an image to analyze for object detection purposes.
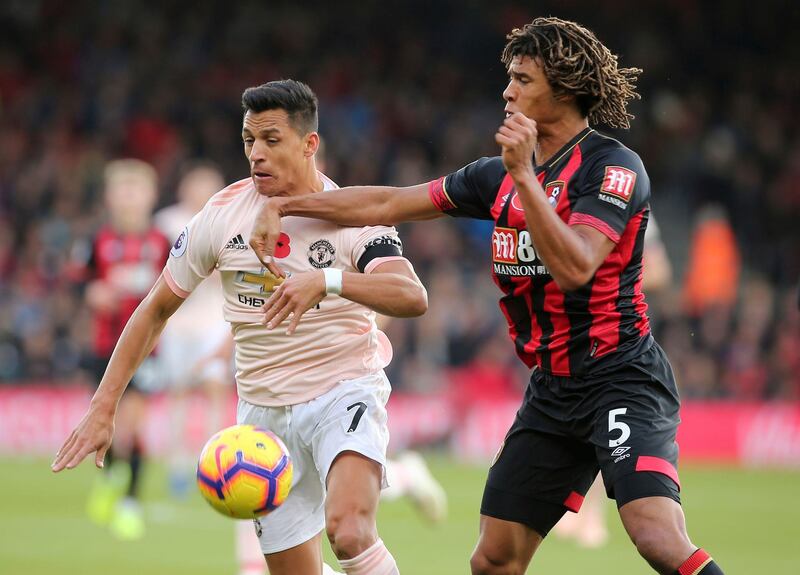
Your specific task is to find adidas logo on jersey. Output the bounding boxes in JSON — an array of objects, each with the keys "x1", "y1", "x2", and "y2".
[{"x1": 225, "y1": 234, "x2": 249, "y2": 250}]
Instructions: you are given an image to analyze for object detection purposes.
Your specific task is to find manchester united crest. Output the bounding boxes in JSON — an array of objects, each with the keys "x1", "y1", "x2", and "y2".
[{"x1": 308, "y1": 239, "x2": 336, "y2": 268}]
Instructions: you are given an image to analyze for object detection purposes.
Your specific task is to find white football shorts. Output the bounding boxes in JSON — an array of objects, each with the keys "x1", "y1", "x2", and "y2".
[{"x1": 237, "y1": 371, "x2": 391, "y2": 554}]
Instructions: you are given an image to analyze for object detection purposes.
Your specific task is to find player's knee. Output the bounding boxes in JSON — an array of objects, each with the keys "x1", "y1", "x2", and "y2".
[
  {"x1": 469, "y1": 548, "x2": 524, "y2": 575},
  {"x1": 325, "y1": 506, "x2": 376, "y2": 560},
  {"x1": 628, "y1": 523, "x2": 689, "y2": 571}
]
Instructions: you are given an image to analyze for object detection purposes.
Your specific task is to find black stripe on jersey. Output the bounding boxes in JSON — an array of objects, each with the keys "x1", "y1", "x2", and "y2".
[
  {"x1": 564, "y1": 281, "x2": 594, "y2": 377},
  {"x1": 356, "y1": 241, "x2": 403, "y2": 273},
  {"x1": 616, "y1": 210, "x2": 649, "y2": 346}
]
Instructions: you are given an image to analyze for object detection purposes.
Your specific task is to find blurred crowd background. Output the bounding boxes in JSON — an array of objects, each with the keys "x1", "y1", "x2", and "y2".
[{"x1": 1, "y1": 0, "x2": 797, "y2": 400}]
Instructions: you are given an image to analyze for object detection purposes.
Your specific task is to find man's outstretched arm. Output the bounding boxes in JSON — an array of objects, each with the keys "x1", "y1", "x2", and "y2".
[
  {"x1": 250, "y1": 183, "x2": 440, "y2": 275},
  {"x1": 51, "y1": 275, "x2": 184, "y2": 472}
]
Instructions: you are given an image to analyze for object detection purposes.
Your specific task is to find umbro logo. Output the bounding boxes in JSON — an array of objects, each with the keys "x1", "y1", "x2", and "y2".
[
  {"x1": 225, "y1": 234, "x2": 249, "y2": 250},
  {"x1": 611, "y1": 446, "x2": 630, "y2": 457}
]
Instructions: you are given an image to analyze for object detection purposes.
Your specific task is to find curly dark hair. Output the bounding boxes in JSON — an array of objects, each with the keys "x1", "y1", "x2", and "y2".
[{"x1": 502, "y1": 17, "x2": 642, "y2": 129}]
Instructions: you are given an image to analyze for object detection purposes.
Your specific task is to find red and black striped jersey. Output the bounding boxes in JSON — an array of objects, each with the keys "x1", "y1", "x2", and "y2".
[
  {"x1": 87, "y1": 226, "x2": 170, "y2": 357},
  {"x1": 429, "y1": 128, "x2": 651, "y2": 377}
]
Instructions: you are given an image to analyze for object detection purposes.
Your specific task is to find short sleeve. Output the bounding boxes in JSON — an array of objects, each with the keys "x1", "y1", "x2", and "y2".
[
  {"x1": 164, "y1": 207, "x2": 218, "y2": 297},
  {"x1": 429, "y1": 156, "x2": 506, "y2": 220},
  {"x1": 567, "y1": 149, "x2": 650, "y2": 244},
  {"x1": 350, "y1": 226, "x2": 405, "y2": 274}
]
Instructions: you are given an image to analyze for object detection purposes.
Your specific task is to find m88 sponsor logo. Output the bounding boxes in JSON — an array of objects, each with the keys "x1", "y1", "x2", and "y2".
[
  {"x1": 492, "y1": 227, "x2": 538, "y2": 264},
  {"x1": 492, "y1": 227, "x2": 549, "y2": 277}
]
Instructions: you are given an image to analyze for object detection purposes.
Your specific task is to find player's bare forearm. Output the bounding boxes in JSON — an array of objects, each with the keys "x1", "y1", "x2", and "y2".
[
  {"x1": 277, "y1": 183, "x2": 441, "y2": 226},
  {"x1": 340, "y1": 270, "x2": 428, "y2": 318},
  {"x1": 251, "y1": 184, "x2": 441, "y2": 276},
  {"x1": 510, "y1": 169, "x2": 603, "y2": 291},
  {"x1": 52, "y1": 275, "x2": 183, "y2": 472}
]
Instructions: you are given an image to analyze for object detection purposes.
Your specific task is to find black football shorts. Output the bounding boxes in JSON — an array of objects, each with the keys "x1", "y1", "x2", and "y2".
[{"x1": 480, "y1": 341, "x2": 681, "y2": 537}]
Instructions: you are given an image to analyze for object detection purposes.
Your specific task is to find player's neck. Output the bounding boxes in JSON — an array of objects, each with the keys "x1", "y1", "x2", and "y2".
[
  {"x1": 288, "y1": 161, "x2": 324, "y2": 196},
  {"x1": 534, "y1": 117, "x2": 590, "y2": 166}
]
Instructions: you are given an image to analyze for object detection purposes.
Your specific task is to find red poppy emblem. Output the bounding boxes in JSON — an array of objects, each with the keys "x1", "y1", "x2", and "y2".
[{"x1": 274, "y1": 233, "x2": 291, "y2": 258}]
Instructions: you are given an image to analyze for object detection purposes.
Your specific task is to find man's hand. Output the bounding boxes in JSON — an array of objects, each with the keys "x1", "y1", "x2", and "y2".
[
  {"x1": 51, "y1": 406, "x2": 115, "y2": 472},
  {"x1": 495, "y1": 112, "x2": 538, "y2": 177},
  {"x1": 249, "y1": 198, "x2": 286, "y2": 278},
  {"x1": 261, "y1": 270, "x2": 327, "y2": 335}
]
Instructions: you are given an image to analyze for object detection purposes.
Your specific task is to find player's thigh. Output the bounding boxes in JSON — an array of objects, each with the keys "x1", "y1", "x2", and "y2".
[
  {"x1": 238, "y1": 399, "x2": 326, "y2": 555},
  {"x1": 472, "y1": 514, "x2": 541, "y2": 574},
  {"x1": 325, "y1": 451, "x2": 382, "y2": 528},
  {"x1": 264, "y1": 531, "x2": 324, "y2": 575},
  {"x1": 306, "y1": 372, "x2": 391, "y2": 491},
  {"x1": 482, "y1": 420, "x2": 598, "y2": 539}
]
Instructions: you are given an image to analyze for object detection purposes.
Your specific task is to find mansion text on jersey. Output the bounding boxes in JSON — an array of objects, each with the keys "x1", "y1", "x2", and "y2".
[{"x1": 493, "y1": 263, "x2": 550, "y2": 276}]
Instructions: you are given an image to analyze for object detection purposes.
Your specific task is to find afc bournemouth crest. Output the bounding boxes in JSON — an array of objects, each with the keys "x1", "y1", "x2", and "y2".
[
  {"x1": 545, "y1": 180, "x2": 565, "y2": 207},
  {"x1": 308, "y1": 239, "x2": 336, "y2": 268}
]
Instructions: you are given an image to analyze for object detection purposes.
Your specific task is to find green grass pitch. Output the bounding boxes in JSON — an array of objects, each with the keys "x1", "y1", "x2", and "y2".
[{"x1": 0, "y1": 455, "x2": 797, "y2": 574}]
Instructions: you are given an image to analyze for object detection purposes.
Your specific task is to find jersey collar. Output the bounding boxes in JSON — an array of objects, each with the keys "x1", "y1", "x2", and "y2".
[{"x1": 534, "y1": 127, "x2": 595, "y2": 174}]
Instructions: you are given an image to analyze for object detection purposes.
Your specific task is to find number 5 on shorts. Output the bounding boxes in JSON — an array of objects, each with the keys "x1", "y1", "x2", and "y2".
[
  {"x1": 608, "y1": 407, "x2": 631, "y2": 447},
  {"x1": 347, "y1": 402, "x2": 368, "y2": 433}
]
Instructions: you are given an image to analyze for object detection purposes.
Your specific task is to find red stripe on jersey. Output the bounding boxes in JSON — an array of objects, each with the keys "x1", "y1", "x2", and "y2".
[
  {"x1": 563, "y1": 491, "x2": 585, "y2": 513},
  {"x1": 636, "y1": 455, "x2": 681, "y2": 490},
  {"x1": 568, "y1": 212, "x2": 621, "y2": 243},
  {"x1": 587, "y1": 210, "x2": 647, "y2": 359},
  {"x1": 588, "y1": 248, "x2": 622, "y2": 359},
  {"x1": 622, "y1": 211, "x2": 649, "y2": 336},
  {"x1": 541, "y1": 145, "x2": 583, "y2": 374}
]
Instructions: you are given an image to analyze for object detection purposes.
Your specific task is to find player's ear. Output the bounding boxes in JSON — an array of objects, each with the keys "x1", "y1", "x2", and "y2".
[{"x1": 304, "y1": 132, "x2": 320, "y2": 158}]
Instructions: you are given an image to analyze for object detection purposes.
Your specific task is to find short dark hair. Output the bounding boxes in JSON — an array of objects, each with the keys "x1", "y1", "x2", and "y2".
[
  {"x1": 502, "y1": 17, "x2": 642, "y2": 129},
  {"x1": 241, "y1": 79, "x2": 318, "y2": 135}
]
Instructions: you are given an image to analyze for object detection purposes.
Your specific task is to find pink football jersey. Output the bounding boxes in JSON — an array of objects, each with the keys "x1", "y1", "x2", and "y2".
[{"x1": 164, "y1": 174, "x2": 402, "y2": 406}]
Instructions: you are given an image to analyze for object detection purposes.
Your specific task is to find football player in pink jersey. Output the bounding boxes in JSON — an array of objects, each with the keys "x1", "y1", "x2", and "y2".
[{"x1": 53, "y1": 80, "x2": 427, "y2": 575}]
